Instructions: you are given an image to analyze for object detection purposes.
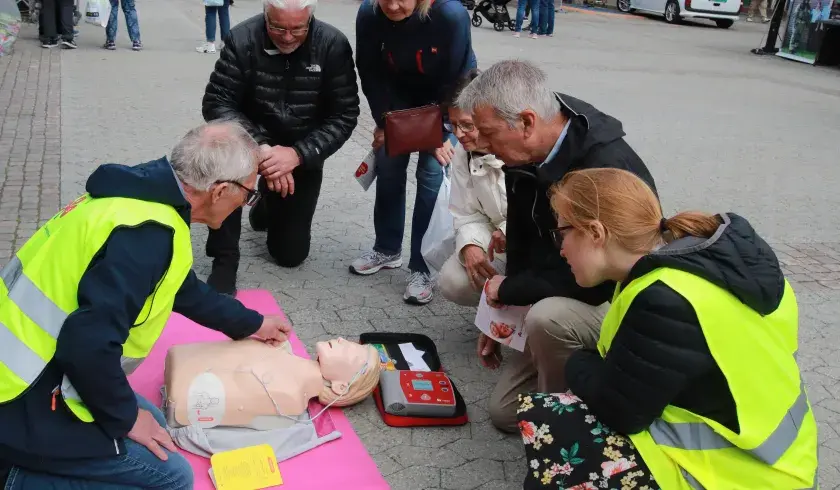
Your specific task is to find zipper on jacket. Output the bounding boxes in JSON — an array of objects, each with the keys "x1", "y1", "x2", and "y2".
[{"x1": 415, "y1": 49, "x2": 425, "y2": 74}]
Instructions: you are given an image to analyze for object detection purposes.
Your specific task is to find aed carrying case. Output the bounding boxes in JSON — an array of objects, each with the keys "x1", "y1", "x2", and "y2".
[{"x1": 359, "y1": 332, "x2": 469, "y2": 427}]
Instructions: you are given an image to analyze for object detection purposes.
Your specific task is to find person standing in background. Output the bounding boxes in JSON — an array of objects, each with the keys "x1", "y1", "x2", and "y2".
[
  {"x1": 197, "y1": 0, "x2": 231, "y2": 53},
  {"x1": 39, "y1": 0, "x2": 76, "y2": 48},
  {"x1": 353, "y1": 0, "x2": 477, "y2": 305},
  {"x1": 538, "y1": 0, "x2": 554, "y2": 36},
  {"x1": 103, "y1": 0, "x2": 142, "y2": 50},
  {"x1": 747, "y1": 0, "x2": 771, "y2": 22},
  {"x1": 513, "y1": 0, "x2": 539, "y2": 37}
]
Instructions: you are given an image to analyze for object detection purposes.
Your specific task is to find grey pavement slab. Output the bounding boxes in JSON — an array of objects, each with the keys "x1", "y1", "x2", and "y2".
[{"x1": 0, "y1": 0, "x2": 838, "y2": 487}]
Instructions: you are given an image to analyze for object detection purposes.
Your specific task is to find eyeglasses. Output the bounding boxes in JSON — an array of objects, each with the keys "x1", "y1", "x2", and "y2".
[
  {"x1": 549, "y1": 225, "x2": 573, "y2": 249},
  {"x1": 218, "y1": 180, "x2": 261, "y2": 206},
  {"x1": 265, "y1": 17, "x2": 310, "y2": 36},
  {"x1": 444, "y1": 121, "x2": 477, "y2": 134}
]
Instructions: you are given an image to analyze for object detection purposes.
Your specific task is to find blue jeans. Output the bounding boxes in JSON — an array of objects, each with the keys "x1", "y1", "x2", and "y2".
[
  {"x1": 373, "y1": 142, "x2": 448, "y2": 274},
  {"x1": 106, "y1": 0, "x2": 140, "y2": 43},
  {"x1": 539, "y1": 0, "x2": 555, "y2": 34},
  {"x1": 4, "y1": 394, "x2": 192, "y2": 490},
  {"x1": 515, "y1": 0, "x2": 540, "y2": 32},
  {"x1": 205, "y1": 0, "x2": 230, "y2": 43}
]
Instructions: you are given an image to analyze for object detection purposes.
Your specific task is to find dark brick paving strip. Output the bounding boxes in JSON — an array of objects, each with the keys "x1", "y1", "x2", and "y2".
[{"x1": 0, "y1": 28, "x2": 61, "y2": 266}]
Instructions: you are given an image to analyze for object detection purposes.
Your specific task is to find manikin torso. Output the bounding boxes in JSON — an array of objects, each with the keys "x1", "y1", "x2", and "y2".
[{"x1": 164, "y1": 339, "x2": 327, "y2": 429}]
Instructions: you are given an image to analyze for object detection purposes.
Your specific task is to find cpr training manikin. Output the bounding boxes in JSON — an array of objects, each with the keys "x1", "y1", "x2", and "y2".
[{"x1": 162, "y1": 337, "x2": 381, "y2": 462}]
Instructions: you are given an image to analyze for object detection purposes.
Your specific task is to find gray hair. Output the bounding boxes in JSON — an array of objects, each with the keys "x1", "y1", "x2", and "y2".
[
  {"x1": 170, "y1": 121, "x2": 258, "y2": 192},
  {"x1": 456, "y1": 59, "x2": 560, "y2": 127},
  {"x1": 263, "y1": 0, "x2": 317, "y2": 14}
]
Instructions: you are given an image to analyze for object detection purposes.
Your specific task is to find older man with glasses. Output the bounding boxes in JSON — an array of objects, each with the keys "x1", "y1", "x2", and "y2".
[
  {"x1": 0, "y1": 121, "x2": 290, "y2": 489},
  {"x1": 201, "y1": 0, "x2": 360, "y2": 295}
]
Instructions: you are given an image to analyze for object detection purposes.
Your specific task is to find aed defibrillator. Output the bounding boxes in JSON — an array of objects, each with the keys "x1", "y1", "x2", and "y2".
[
  {"x1": 360, "y1": 332, "x2": 469, "y2": 427},
  {"x1": 380, "y1": 370, "x2": 457, "y2": 417}
]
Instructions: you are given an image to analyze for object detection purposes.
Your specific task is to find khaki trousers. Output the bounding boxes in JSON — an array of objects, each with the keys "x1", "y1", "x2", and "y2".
[{"x1": 488, "y1": 297, "x2": 609, "y2": 433}]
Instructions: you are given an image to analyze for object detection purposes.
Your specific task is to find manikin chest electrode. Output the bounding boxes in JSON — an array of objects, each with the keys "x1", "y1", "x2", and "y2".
[{"x1": 380, "y1": 370, "x2": 457, "y2": 417}]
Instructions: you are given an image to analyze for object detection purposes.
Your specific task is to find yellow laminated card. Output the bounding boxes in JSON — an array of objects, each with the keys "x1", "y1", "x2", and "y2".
[{"x1": 210, "y1": 444, "x2": 283, "y2": 490}]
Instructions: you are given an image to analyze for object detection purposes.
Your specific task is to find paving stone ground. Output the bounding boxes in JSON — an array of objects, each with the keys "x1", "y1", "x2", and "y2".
[{"x1": 2, "y1": 1, "x2": 840, "y2": 488}]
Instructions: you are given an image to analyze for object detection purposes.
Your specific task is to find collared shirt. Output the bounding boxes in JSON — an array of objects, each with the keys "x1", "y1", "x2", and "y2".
[{"x1": 538, "y1": 118, "x2": 571, "y2": 168}]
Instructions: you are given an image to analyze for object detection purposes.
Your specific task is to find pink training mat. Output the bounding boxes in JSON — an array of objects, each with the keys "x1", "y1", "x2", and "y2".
[{"x1": 127, "y1": 289, "x2": 389, "y2": 490}]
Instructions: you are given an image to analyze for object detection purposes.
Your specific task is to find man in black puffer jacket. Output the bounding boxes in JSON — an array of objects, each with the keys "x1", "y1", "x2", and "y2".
[
  {"x1": 202, "y1": 0, "x2": 360, "y2": 294},
  {"x1": 457, "y1": 59, "x2": 657, "y2": 433}
]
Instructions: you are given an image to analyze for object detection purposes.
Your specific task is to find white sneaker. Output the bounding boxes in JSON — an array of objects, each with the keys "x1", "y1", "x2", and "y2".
[
  {"x1": 404, "y1": 271, "x2": 434, "y2": 305},
  {"x1": 349, "y1": 250, "x2": 402, "y2": 275},
  {"x1": 196, "y1": 42, "x2": 217, "y2": 54},
  {"x1": 513, "y1": 32, "x2": 521, "y2": 37}
]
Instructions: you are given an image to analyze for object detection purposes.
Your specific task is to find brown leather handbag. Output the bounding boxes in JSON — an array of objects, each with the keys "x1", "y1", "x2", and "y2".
[{"x1": 383, "y1": 104, "x2": 444, "y2": 158}]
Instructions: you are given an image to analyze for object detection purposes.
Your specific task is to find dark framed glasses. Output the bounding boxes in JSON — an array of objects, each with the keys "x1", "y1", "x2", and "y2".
[
  {"x1": 218, "y1": 180, "x2": 261, "y2": 207},
  {"x1": 444, "y1": 121, "x2": 477, "y2": 134},
  {"x1": 549, "y1": 225, "x2": 573, "y2": 249}
]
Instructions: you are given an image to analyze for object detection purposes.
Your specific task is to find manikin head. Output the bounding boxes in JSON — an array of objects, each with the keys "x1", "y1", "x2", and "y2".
[
  {"x1": 549, "y1": 168, "x2": 720, "y2": 287},
  {"x1": 442, "y1": 69, "x2": 487, "y2": 153},
  {"x1": 456, "y1": 60, "x2": 566, "y2": 167},
  {"x1": 315, "y1": 338, "x2": 381, "y2": 407},
  {"x1": 264, "y1": 0, "x2": 316, "y2": 54},
  {"x1": 170, "y1": 121, "x2": 261, "y2": 230},
  {"x1": 374, "y1": 0, "x2": 433, "y2": 22}
]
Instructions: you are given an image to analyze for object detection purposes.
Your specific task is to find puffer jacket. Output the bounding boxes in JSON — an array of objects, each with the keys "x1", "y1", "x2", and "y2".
[
  {"x1": 448, "y1": 145, "x2": 507, "y2": 257},
  {"x1": 202, "y1": 14, "x2": 360, "y2": 170}
]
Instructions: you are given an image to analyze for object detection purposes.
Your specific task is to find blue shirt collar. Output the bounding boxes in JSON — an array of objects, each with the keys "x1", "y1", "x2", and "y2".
[{"x1": 538, "y1": 119, "x2": 571, "y2": 168}]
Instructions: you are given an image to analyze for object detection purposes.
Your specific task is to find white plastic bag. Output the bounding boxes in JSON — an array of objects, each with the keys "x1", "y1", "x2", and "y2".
[
  {"x1": 421, "y1": 173, "x2": 455, "y2": 277},
  {"x1": 85, "y1": 0, "x2": 108, "y2": 27}
]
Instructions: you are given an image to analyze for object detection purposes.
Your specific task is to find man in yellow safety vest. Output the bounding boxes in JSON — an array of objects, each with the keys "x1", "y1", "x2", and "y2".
[{"x1": 0, "y1": 121, "x2": 291, "y2": 489}]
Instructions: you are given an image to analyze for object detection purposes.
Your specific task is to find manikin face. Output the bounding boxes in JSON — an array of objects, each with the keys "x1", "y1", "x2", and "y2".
[
  {"x1": 315, "y1": 338, "x2": 369, "y2": 393},
  {"x1": 377, "y1": 0, "x2": 418, "y2": 21},
  {"x1": 265, "y1": 6, "x2": 311, "y2": 54}
]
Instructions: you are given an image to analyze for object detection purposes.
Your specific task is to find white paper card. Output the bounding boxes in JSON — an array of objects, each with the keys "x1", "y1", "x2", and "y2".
[
  {"x1": 474, "y1": 289, "x2": 530, "y2": 352},
  {"x1": 398, "y1": 343, "x2": 430, "y2": 371},
  {"x1": 354, "y1": 149, "x2": 377, "y2": 191}
]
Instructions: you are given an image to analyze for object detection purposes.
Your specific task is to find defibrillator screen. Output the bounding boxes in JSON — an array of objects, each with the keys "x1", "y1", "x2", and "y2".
[{"x1": 411, "y1": 379, "x2": 434, "y2": 391}]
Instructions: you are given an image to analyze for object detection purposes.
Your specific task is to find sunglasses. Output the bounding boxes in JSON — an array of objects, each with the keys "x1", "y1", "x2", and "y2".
[
  {"x1": 218, "y1": 180, "x2": 261, "y2": 207},
  {"x1": 549, "y1": 225, "x2": 573, "y2": 249}
]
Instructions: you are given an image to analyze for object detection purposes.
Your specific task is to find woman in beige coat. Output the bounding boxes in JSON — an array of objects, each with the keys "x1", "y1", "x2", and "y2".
[{"x1": 434, "y1": 71, "x2": 508, "y2": 307}]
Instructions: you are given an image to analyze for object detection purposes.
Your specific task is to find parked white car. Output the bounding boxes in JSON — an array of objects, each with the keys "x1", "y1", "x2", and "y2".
[{"x1": 617, "y1": 0, "x2": 741, "y2": 28}]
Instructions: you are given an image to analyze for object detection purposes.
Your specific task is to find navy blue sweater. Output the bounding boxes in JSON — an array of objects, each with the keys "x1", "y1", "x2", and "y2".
[
  {"x1": 0, "y1": 158, "x2": 263, "y2": 462},
  {"x1": 356, "y1": 0, "x2": 477, "y2": 127}
]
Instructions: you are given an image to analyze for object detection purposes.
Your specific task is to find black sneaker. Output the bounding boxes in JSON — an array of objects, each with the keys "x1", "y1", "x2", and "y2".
[
  {"x1": 41, "y1": 39, "x2": 59, "y2": 48},
  {"x1": 207, "y1": 261, "x2": 238, "y2": 296},
  {"x1": 61, "y1": 39, "x2": 77, "y2": 49},
  {"x1": 132, "y1": 41, "x2": 143, "y2": 51},
  {"x1": 103, "y1": 40, "x2": 116, "y2": 50}
]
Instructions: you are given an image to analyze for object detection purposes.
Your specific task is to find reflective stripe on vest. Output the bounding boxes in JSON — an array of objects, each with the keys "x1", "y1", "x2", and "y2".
[
  {"x1": 0, "y1": 256, "x2": 67, "y2": 384},
  {"x1": 649, "y1": 383, "x2": 809, "y2": 465}
]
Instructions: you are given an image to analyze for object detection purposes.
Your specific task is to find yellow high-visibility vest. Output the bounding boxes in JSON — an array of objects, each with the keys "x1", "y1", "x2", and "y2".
[
  {"x1": 598, "y1": 267, "x2": 818, "y2": 489},
  {"x1": 0, "y1": 193, "x2": 193, "y2": 422}
]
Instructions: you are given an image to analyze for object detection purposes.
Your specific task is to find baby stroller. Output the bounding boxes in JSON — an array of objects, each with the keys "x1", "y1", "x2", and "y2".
[{"x1": 471, "y1": 0, "x2": 515, "y2": 31}]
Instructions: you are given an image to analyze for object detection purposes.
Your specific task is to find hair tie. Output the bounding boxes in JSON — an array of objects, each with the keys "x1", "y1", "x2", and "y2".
[{"x1": 660, "y1": 217, "x2": 669, "y2": 232}]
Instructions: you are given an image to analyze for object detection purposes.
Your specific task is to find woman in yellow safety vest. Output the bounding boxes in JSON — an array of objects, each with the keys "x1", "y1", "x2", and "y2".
[{"x1": 515, "y1": 168, "x2": 818, "y2": 490}]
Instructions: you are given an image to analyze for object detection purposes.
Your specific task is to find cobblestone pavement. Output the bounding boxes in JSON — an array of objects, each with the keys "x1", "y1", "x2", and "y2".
[{"x1": 3, "y1": 0, "x2": 840, "y2": 487}]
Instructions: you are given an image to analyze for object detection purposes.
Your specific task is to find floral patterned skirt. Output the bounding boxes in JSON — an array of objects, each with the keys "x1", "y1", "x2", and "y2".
[{"x1": 516, "y1": 391, "x2": 661, "y2": 490}]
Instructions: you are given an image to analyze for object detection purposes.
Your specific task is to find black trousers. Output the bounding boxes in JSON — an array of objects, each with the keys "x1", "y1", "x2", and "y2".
[
  {"x1": 39, "y1": 0, "x2": 75, "y2": 42},
  {"x1": 206, "y1": 167, "x2": 323, "y2": 269}
]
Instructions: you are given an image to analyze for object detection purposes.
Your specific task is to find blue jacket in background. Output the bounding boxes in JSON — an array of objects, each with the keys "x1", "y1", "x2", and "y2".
[
  {"x1": 356, "y1": 0, "x2": 478, "y2": 127},
  {"x1": 0, "y1": 158, "x2": 263, "y2": 463}
]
